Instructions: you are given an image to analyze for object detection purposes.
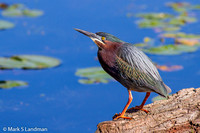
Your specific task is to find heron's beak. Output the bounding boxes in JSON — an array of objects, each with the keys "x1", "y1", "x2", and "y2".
[{"x1": 74, "y1": 28, "x2": 106, "y2": 49}]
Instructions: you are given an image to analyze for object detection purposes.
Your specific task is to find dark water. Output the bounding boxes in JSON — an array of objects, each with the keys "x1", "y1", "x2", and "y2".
[{"x1": 0, "y1": 0, "x2": 200, "y2": 132}]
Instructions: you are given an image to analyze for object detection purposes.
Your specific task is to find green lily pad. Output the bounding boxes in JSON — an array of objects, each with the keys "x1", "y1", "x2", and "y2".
[
  {"x1": 168, "y1": 18, "x2": 185, "y2": 26},
  {"x1": 75, "y1": 67, "x2": 113, "y2": 84},
  {"x1": 136, "y1": 13, "x2": 173, "y2": 20},
  {"x1": 137, "y1": 14, "x2": 197, "y2": 29},
  {"x1": 23, "y1": 9, "x2": 43, "y2": 17},
  {"x1": 2, "y1": 9, "x2": 22, "y2": 17},
  {"x1": 0, "y1": 80, "x2": 27, "y2": 89},
  {"x1": 134, "y1": 43, "x2": 148, "y2": 47},
  {"x1": 161, "y1": 32, "x2": 200, "y2": 39},
  {"x1": 162, "y1": 26, "x2": 180, "y2": 31},
  {"x1": 193, "y1": 5, "x2": 200, "y2": 9},
  {"x1": 166, "y1": 2, "x2": 190, "y2": 12},
  {"x1": 0, "y1": 20, "x2": 14, "y2": 30},
  {"x1": 179, "y1": 16, "x2": 197, "y2": 23},
  {"x1": 2, "y1": 4, "x2": 25, "y2": 17},
  {"x1": 169, "y1": 16, "x2": 196, "y2": 26},
  {"x1": 2, "y1": 4, "x2": 43, "y2": 17},
  {"x1": 138, "y1": 19, "x2": 166, "y2": 28},
  {"x1": 152, "y1": 94, "x2": 172, "y2": 102},
  {"x1": 143, "y1": 44, "x2": 198, "y2": 55},
  {"x1": 128, "y1": 2, "x2": 200, "y2": 56},
  {"x1": 0, "y1": 55, "x2": 60, "y2": 69},
  {"x1": 166, "y1": 2, "x2": 200, "y2": 12},
  {"x1": 133, "y1": 2, "x2": 198, "y2": 32}
]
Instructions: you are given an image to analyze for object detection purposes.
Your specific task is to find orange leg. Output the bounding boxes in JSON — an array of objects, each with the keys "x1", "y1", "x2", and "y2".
[
  {"x1": 113, "y1": 90, "x2": 133, "y2": 120},
  {"x1": 127, "y1": 92, "x2": 151, "y2": 113}
]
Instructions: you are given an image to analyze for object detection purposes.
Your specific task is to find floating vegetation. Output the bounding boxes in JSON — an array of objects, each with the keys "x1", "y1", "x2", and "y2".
[
  {"x1": 161, "y1": 32, "x2": 200, "y2": 39},
  {"x1": 136, "y1": 13, "x2": 197, "y2": 30},
  {"x1": 144, "y1": 44, "x2": 198, "y2": 55},
  {"x1": 134, "y1": 43, "x2": 148, "y2": 48},
  {"x1": 175, "y1": 38, "x2": 200, "y2": 46},
  {"x1": 156, "y1": 65, "x2": 183, "y2": 72},
  {"x1": 138, "y1": 19, "x2": 166, "y2": 28},
  {"x1": 126, "y1": 2, "x2": 200, "y2": 55},
  {"x1": 0, "y1": 3, "x2": 8, "y2": 9},
  {"x1": 134, "y1": 37, "x2": 153, "y2": 48},
  {"x1": 169, "y1": 16, "x2": 197, "y2": 26},
  {"x1": 0, "y1": 3, "x2": 43, "y2": 31},
  {"x1": 0, "y1": 4, "x2": 51, "y2": 89},
  {"x1": 0, "y1": 80, "x2": 27, "y2": 89},
  {"x1": 162, "y1": 26, "x2": 180, "y2": 32},
  {"x1": 136, "y1": 13, "x2": 173, "y2": 20},
  {"x1": 129, "y1": 2, "x2": 200, "y2": 33},
  {"x1": 2, "y1": 4, "x2": 43, "y2": 17},
  {"x1": 166, "y1": 2, "x2": 200, "y2": 12},
  {"x1": 0, "y1": 20, "x2": 14, "y2": 30},
  {"x1": 0, "y1": 55, "x2": 60, "y2": 69},
  {"x1": 23, "y1": 9, "x2": 43, "y2": 17},
  {"x1": 75, "y1": 67, "x2": 113, "y2": 84}
]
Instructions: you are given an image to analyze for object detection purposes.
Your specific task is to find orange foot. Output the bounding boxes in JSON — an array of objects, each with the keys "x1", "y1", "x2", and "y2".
[
  {"x1": 113, "y1": 113, "x2": 132, "y2": 120},
  {"x1": 127, "y1": 106, "x2": 149, "y2": 113}
]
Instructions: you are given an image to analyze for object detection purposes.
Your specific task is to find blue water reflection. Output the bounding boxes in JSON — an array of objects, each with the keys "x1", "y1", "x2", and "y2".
[{"x1": 0, "y1": 0, "x2": 200, "y2": 132}]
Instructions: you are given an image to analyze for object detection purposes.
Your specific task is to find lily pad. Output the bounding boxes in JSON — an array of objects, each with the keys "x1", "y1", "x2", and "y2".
[
  {"x1": 162, "y1": 26, "x2": 180, "y2": 31},
  {"x1": 138, "y1": 19, "x2": 166, "y2": 28},
  {"x1": 0, "y1": 20, "x2": 14, "y2": 30},
  {"x1": 161, "y1": 32, "x2": 200, "y2": 39},
  {"x1": 156, "y1": 65, "x2": 183, "y2": 72},
  {"x1": 0, "y1": 80, "x2": 27, "y2": 89},
  {"x1": 166, "y1": 2, "x2": 190, "y2": 12},
  {"x1": 76, "y1": 67, "x2": 113, "y2": 84},
  {"x1": 175, "y1": 38, "x2": 200, "y2": 46},
  {"x1": 136, "y1": 13, "x2": 173, "y2": 20},
  {"x1": 144, "y1": 44, "x2": 198, "y2": 55},
  {"x1": 2, "y1": 9, "x2": 22, "y2": 17},
  {"x1": 0, "y1": 3, "x2": 8, "y2": 9},
  {"x1": 2, "y1": 4, "x2": 43, "y2": 17},
  {"x1": 23, "y1": 9, "x2": 43, "y2": 17},
  {"x1": 168, "y1": 18, "x2": 185, "y2": 26},
  {"x1": 166, "y1": 2, "x2": 200, "y2": 12},
  {"x1": 134, "y1": 43, "x2": 148, "y2": 48},
  {"x1": 2, "y1": 4, "x2": 25, "y2": 17},
  {"x1": 193, "y1": 5, "x2": 200, "y2": 10},
  {"x1": 128, "y1": 2, "x2": 200, "y2": 56},
  {"x1": 132, "y1": 2, "x2": 199, "y2": 33},
  {"x1": 0, "y1": 55, "x2": 60, "y2": 69},
  {"x1": 169, "y1": 16, "x2": 196, "y2": 26}
]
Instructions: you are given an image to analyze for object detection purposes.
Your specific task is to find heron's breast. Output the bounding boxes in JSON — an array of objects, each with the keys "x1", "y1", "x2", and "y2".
[{"x1": 98, "y1": 50, "x2": 117, "y2": 68}]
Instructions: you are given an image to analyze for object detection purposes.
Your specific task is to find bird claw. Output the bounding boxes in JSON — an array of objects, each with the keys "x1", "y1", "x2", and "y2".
[
  {"x1": 113, "y1": 113, "x2": 132, "y2": 120},
  {"x1": 127, "y1": 106, "x2": 149, "y2": 113},
  {"x1": 115, "y1": 113, "x2": 121, "y2": 115}
]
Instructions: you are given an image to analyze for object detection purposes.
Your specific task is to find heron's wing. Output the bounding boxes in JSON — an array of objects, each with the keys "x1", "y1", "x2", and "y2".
[
  {"x1": 116, "y1": 43, "x2": 168, "y2": 96},
  {"x1": 116, "y1": 56, "x2": 157, "y2": 87}
]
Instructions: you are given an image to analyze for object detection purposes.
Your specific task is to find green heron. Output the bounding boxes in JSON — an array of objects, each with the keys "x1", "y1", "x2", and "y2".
[{"x1": 75, "y1": 28, "x2": 171, "y2": 120}]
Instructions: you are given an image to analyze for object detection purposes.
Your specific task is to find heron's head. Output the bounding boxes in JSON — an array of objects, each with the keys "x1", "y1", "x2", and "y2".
[{"x1": 74, "y1": 28, "x2": 124, "y2": 50}]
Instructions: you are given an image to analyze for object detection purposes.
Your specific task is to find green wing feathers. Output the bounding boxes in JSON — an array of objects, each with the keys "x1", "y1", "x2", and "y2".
[{"x1": 116, "y1": 56, "x2": 156, "y2": 86}]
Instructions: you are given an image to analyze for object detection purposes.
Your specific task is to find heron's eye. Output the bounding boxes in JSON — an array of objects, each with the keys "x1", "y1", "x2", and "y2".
[{"x1": 101, "y1": 37, "x2": 106, "y2": 41}]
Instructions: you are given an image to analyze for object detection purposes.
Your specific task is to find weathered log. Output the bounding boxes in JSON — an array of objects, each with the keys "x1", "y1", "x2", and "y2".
[{"x1": 96, "y1": 88, "x2": 200, "y2": 133}]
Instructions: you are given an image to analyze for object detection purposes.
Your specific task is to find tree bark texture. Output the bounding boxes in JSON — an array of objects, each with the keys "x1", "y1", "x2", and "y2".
[{"x1": 96, "y1": 88, "x2": 200, "y2": 133}]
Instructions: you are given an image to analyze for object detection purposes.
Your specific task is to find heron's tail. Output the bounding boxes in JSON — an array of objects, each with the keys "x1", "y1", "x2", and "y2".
[{"x1": 155, "y1": 81, "x2": 171, "y2": 98}]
